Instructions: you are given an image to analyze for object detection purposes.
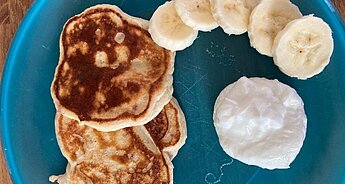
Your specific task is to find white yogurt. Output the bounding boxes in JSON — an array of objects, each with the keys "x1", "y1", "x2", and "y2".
[{"x1": 213, "y1": 76, "x2": 307, "y2": 170}]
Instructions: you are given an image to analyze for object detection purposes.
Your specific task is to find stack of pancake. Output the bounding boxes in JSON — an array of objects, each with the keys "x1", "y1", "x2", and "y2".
[{"x1": 49, "y1": 4, "x2": 186, "y2": 184}]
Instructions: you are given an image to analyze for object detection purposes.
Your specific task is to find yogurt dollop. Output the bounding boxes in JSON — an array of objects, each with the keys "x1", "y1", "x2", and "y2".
[{"x1": 213, "y1": 76, "x2": 307, "y2": 170}]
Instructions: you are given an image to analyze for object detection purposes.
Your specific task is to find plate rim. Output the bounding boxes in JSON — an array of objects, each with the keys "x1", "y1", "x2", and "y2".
[
  {"x1": 1, "y1": 0, "x2": 345, "y2": 183},
  {"x1": 0, "y1": 0, "x2": 48, "y2": 183}
]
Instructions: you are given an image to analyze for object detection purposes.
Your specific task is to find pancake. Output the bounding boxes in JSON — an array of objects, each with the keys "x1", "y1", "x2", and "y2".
[
  {"x1": 144, "y1": 98, "x2": 187, "y2": 159},
  {"x1": 51, "y1": 4, "x2": 175, "y2": 132},
  {"x1": 49, "y1": 98, "x2": 187, "y2": 184}
]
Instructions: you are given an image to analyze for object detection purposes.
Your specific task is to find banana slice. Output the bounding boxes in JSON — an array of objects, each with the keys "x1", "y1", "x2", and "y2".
[
  {"x1": 175, "y1": 0, "x2": 218, "y2": 32},
  {"x1": 272, "y1": 15, "x2": 334, "y2": 80},
  {"x1": 149, "y1": 1, "x2": 198, "y2": 51},
  {"x1": 248, "y1": 0, "x2": 302, "y2": 56},
  {"x1": 210, "y1": 0, "x2": 261, "y2": 35}
]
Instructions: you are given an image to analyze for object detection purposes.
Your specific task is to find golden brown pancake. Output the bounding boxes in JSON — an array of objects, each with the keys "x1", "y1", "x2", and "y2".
[
  {"x1": 50, "y1": 99, "x2": 187, "y2": 184},
  {"x1": 144, "y1": 99, "x2": 186, "y2": 159},
  {"x1": 51, "y1": 4, "x2": 175, "y2": 132}
]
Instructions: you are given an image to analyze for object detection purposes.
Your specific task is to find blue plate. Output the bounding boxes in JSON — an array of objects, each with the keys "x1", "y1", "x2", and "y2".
[{"x1": 1, "y1": 0, "x2": 345, "y2": 183}]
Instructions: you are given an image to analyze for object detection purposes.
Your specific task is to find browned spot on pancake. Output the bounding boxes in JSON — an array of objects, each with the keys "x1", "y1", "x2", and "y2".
[
  {"x1": 144, "y1": 108, "x2": 169, "y2": 146},
  {"x1": 110, "y1": 153, "x2": 129, "y2": 164},
  {"x1": 127, "y1": 82, "x2": 140, "y2": 93},
  {"x1": 58, "y1": 115, "x2": 87, "y2": 161},
  {"x1": 162, "y1": 103, "x2": 181, "y2": 149},
  {"x1": 145, "y1": 103, "x2": 181, "y2": 150},
  {"x1": 101, "y1": 85, "x2": 126, "y2": 112},
  {"x1": 53, "y1": 8, "x2": 171, "y2": 122}
]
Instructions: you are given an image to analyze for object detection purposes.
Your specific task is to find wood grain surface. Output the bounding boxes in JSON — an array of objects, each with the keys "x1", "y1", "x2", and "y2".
[{"x1": 0, "y1": 0, "x2": 344, "y2": 183}]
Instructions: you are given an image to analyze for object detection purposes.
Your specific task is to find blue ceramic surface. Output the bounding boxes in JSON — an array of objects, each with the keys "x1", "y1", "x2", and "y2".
[{"x1": 1, "y1": 0, "x2": 345, "y2": 183}]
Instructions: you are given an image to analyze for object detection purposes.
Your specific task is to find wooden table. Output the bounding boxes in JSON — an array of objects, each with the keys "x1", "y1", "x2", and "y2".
[{"x1": 0, "y1": 0, "x2": 344, "y2": 183}]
